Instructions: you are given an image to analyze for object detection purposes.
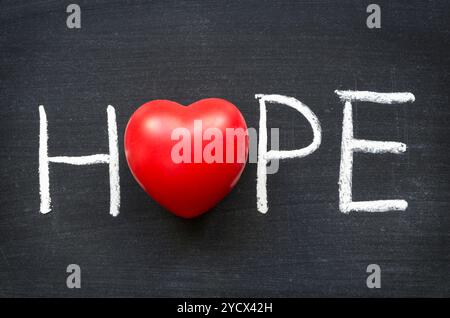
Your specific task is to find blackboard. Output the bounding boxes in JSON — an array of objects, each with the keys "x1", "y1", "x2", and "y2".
[{"x1": 0, "y1": 0, "x2": 449, "y2": 297}]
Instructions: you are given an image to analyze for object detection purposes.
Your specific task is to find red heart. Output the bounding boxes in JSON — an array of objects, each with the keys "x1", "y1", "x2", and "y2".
[{"x1": 124, "y1": 98, "x2": 248, "y2": 218}]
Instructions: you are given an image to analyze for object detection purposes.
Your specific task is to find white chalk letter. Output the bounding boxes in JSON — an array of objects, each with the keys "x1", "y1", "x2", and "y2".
[
  {"x1": 335, "y1": 90, "x2": 415, "y2": 214},
  {"x1": 255, "y1": 94, "x2": 322, "y2": 214},
  {"x1": 38, "y1": 105, "x2": 120, "y2": 216}
]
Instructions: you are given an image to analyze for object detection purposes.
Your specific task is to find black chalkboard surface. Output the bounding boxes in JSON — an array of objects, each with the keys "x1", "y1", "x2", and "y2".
[{"x1": 0, "y1": 0, "x2": 449, "y2": 297}]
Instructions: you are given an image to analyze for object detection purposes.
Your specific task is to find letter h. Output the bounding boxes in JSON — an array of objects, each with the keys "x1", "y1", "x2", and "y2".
[{"x1": 38, "y1": 105, "x2": 120, "y2": 216}]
